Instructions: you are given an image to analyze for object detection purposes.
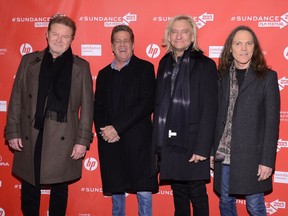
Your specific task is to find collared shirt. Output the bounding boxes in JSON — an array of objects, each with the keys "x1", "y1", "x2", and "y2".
[{"x1": 111, "y1": 58, "x2": 131, "y2": 71}]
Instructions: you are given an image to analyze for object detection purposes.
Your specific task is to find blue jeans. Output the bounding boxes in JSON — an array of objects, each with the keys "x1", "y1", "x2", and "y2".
[
  {"x1": 220, "y1": 165, "x2": 266, "y2": 216},
  {"x1": 112, "y1": 192, "x2": 152, "y2": 216}
]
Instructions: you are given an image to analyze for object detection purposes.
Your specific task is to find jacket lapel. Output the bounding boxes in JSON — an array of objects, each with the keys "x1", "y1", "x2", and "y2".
[
  {"x1": 27, "y1": 51, "x2": 44, "y2": 81},
  {"x1": 238, "y1": 68, "x2": 257, "y2": 96},
  {"x1": 221, "y1": 73, "x2": 230, "y2": 103}
]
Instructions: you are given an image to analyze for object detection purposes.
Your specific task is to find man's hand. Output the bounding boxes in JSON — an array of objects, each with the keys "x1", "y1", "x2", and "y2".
[
  {"x1": 71, "y1": 144, "x2": 87, "y2": 160},
  {"x1": 8, "y1": 138, "x2": 23, "y2": 151},
  {"x1": 257, "y1": 164, "x2": 273, "y2": 181},
  {"x1": 100, "y1": 125, "x2": 120, "y2": 143},
  {"x1": 189, "y1": 154, "x2": 207, "y2": 163}
]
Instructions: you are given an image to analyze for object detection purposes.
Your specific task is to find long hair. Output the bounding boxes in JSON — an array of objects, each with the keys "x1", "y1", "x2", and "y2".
[
  {"x1": 48, "y1": 13, "x2": 76, "y2": 38},
  {"x1": 162, "y1": 15, "x2": 200, "y2": 53},
  {"x1": 219, "y1": 25, "x2": 269, "y2": 79}
]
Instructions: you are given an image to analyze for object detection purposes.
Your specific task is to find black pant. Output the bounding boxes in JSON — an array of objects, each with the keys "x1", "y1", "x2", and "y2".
[
  {"x1": 171, "y1": 180, "x2": 209, "y2": 216},
  {"x1": 21, "y1": 181, "x2": 68, "y2": 216},
  {"x1": 21, "y1": 129, "x2": 68, "y2": 216}
]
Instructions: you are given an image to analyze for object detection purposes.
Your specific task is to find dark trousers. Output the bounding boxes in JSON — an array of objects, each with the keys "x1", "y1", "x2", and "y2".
[
  {"x1": 21, "y1": 129, "x2": 68, "y2": 216},
  {"x1": 171, "y1": 180, "x2": 209, "y2": 216},
  {"x1": 21, "y1": 181, "x2": 68, "y2": 216}
]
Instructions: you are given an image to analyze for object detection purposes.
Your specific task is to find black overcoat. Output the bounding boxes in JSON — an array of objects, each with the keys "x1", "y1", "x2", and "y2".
[
  {"x1": 94, "y1": 55, "x2": 158, "y2": 195},
  {"x1": 153, "y1": 50, "x2": 218, "y2": 181},
  {"x1": 213, "y1": 68, "x2": 280, "y2": 195}
]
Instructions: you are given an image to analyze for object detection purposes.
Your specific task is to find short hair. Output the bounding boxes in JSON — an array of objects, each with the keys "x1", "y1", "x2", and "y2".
[
  {"x1": 111, "y1": 25, "x2": 135, "y2": 44},
  {"x1": 219, "y1": 25, "x2": 269, "y2": 78},
  {"x1": 162, "y1": 15, "x2": 200, "y2": 53},
  {"x1": 48, "y1": 13, "x2": 76, "y2": 37}
]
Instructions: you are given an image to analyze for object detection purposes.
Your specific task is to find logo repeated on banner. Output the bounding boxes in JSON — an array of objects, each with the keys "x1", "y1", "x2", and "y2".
[
  {"x1": 284, "y1": 47, "x2": 288, "y2": 60},
  {"x1": 194, "y1": 12, "x2": 214, "y2": 29},
  {"x1": 152, "y1": 12, "x2": 215, "y2": 29},
  {"x1": 0, "y1": 101, "x2": 7, "y2": 112},
  {"x1": 79, "y1": 12, "x2": 137, "y2": 27},
  {"x1": 0, "y1": 208, "x2": 5, "y2": 216},
  {"x1": 236, "y1": 199, "x2": 286, "y2": 215},
  {"x1": 280, "y1": 111, "x2": 288, "y2": 122},
  {"x1": 20, "y1": 43, "x2": 33, "y2": 56},
  {"x1": 157, "y1": 190, "x2": 173, "y2": 196},
  {"x1": 10, "y1": 16, "x2": 50, "y2": 28},
  {"x1": 0, "y1": 48, "x2": 7, "y2": 55},
  {"x1": 146, "y1": 44, "x2": 160, "y2": 59},
  {"x1": 278, "y1": 76, "x2": 288, "y2": 91},
  {"x1": 230, "y1": 12, "x2": 288, "y2": 29},
  {"x1": 274, "y1": 171, "x2": 288, "y2": 184},
  {"x1": 80, "y1": 187, "x2": 103, "y2": 193},
  {"x1": 84, "y1": 157, "x2": 98, "y2": 171},
  {"x1": 266, "y1": 200, "x2": 286, "y2": 215},
  {"x1": 277, "y1": 139, "x2": 288, "y2": 152},
  {"x1": 0, "y1": 155, "x2": 9, "y2": 167},
  {"x1": 208, "y1": 46, "x2": 223, "y2": 58},
  {"x1": 81, "y1": 44, "x2": 102, "y2": 56}
]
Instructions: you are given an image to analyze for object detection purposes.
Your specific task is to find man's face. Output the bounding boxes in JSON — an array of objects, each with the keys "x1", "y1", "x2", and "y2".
[
  {"x1": 47, "y1": 23, "x2": 73, "y2": 58},
  {"x1": 169, "y1": 19, "x2": 194, "y2": 57},
  {"x1": 111, "y1": 31, "x2": 134, "y2": 62},
  {"x1": 231, "y1": 30, "x2": 254, "y2": 69}
]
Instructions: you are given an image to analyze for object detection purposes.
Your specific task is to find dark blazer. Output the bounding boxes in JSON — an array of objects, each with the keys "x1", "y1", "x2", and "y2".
[
  {"x1": 94, "y1": 55, "x2": 158, "y2": 195},
  {"x1": 5, "y1": 50, "x2": 94, "y2": 185},
  {"x1": 213, "y1": 68, "x2": 280, "y2": 195},
  {"x1": 153, "y1": 50, "x2": 218, "y2": 181}
]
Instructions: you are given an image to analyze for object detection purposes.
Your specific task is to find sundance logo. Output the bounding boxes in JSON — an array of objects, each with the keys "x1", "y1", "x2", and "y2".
[
  {"x1": 277, "y1": 139, "x2": 288, "y2": 152},
  {"x1": 278, "y1": 76, "x2": 288, "y2": 91},
  {"x1": 266, "y1": 199, "x2": 286, "y2": 215},
  {"x1": 79, "y1": 12, "x2": 137, "y2": 27},
  {"x1": 84, "y1": 157, "x2": 98, "y2": 171},
  {"x1": 230, "y1": 12, "x2": 288, "y2": 29}
]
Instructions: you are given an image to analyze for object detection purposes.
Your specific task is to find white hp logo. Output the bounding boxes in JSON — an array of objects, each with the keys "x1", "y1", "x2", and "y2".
[{"x1": 84, "y1": 157, "x2": 98, "y2": 171}]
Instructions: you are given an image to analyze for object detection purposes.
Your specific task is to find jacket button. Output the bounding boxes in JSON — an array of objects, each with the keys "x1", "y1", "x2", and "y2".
[
  {"x1": 60, "y1": 137, "x2": 65, "y2": 140},
  {"x1": 27, "y1": 115, "x2": 31, "y2": 119},
  {"x1": 28, "y1": 94, "x2": 32, "y2": 98},
  {"x1": 25, "y1": 136, "x2": 29, "y2": 140},
  {"x1": 222, "y1": 121, "x2": 226, "y2": 125}
]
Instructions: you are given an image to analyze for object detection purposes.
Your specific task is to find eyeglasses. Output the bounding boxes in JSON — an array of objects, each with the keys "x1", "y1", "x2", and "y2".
[{"x1": 113, "y1": 39, "x2": 132, "y2": 45}]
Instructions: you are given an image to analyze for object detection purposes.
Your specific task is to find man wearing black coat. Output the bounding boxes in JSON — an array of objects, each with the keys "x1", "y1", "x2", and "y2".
[
  {"x1": 94, "y1": 25, "x2": 158, "y2": 216},
  {"x1": 152, "y1": 15, "x2": 218, "y2": 216}
]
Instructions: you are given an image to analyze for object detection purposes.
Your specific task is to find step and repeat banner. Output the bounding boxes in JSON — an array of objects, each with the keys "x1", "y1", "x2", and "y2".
[{"x1": 0, "y1": 0, "x2": 288, "y2": 215}]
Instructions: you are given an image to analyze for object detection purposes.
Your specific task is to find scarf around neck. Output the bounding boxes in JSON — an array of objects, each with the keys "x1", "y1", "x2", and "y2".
[
  {"x1": 155, "y1": 45, "x2": 192, "y2": 152},
  {"x1": 215, "y1": 62, "x2": 239, "y2": 164},
  {"x1": 34, "y1": 47, "x2": 73, "y2": 129}
]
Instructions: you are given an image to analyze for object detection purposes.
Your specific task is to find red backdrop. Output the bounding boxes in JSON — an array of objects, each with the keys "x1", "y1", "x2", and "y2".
[{"x1": 0, "y1": 0, "x2": 288, "y2": 215}]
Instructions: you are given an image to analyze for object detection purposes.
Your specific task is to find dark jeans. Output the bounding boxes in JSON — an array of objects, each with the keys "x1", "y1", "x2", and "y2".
[
  {"x1": 21, "y1": 129, "x2": 68, "y2": 216},
  {"x1": 171, "y1": 180, "x2": 209, "y2": 216}
]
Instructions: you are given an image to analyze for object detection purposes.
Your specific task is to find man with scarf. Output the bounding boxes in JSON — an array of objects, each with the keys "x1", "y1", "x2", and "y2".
[
  {"x1": 211, "y1": 26, "x2": 280, "y2": 216},
  {"x1": 5, "y1": 14, "x2": 94, "y2": 216},
  {"x1": 152, "y1": 15, "x2": 218, "y2": 216}
]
